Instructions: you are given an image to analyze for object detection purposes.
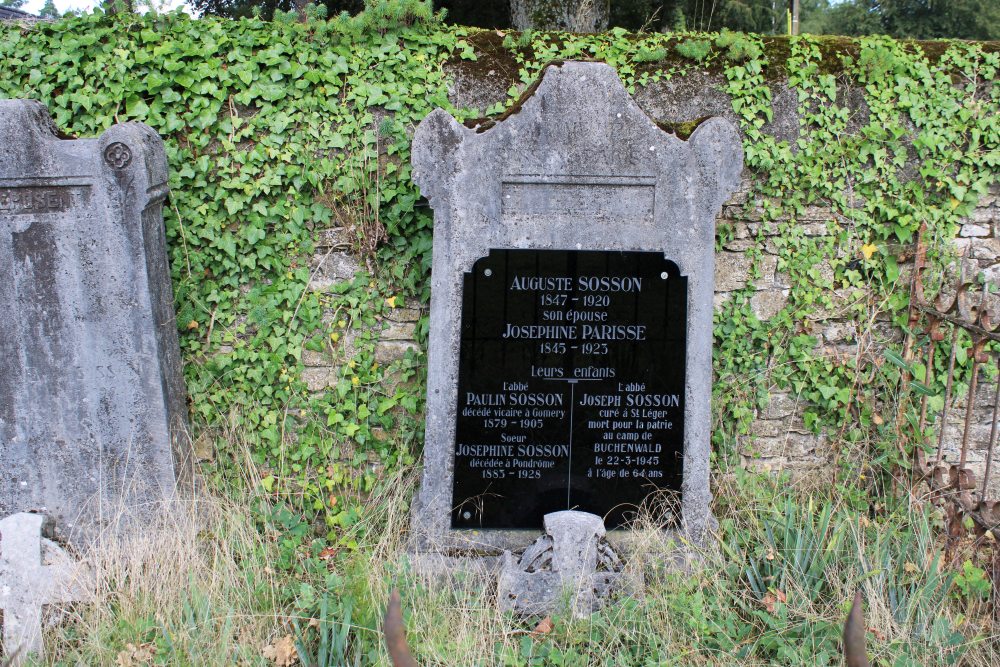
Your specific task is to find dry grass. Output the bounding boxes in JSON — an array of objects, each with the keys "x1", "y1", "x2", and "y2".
[
  {"x1": 18, "y1": 459, "x2": 1000, "y2": 666},
  {"x1": 348, "y1": 470, "x2": 1000, "y2": 666},
  {"x1": 42, "y1": 489, "x2": 286, "y2": 666}
]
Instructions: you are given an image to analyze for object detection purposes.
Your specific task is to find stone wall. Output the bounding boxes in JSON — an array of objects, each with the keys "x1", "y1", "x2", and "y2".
[
  {"x1": 304, "y1": 63, "x2": 999, "y2": 486},
  {"x1": 717, "y1": 182, "x2": 999, "y2": 481},
  {"x1": 302, "y1": 227, "x2": 422, "y2": 394}
]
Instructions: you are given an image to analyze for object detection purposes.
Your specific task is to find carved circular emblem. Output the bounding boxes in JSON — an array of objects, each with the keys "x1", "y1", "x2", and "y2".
[{"x1": 103, "y1": 142, "x2": 132, "y2": 170}]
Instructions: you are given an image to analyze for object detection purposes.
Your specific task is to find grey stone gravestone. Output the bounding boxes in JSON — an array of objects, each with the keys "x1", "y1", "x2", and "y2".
[
  {"x1": 0, "y1": 100, "x2": 191, "y2": 547},
  {"x1": 0, "y1": 512, "x2": 93, "y2": 665},
  {"x1": 410, "y1": 62, "x2": 742, "y2": 558}
]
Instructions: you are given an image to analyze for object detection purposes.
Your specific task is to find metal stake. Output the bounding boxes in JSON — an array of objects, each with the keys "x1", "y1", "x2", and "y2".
[
  {"x1": 936, "y1": 327, "x2": 959, "y2": 464},
  {"x1": 981, "y1": 356, "x2": 1000, "y2": 500}
]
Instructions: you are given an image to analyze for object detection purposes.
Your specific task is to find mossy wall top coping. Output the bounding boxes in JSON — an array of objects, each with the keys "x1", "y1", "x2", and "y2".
[{"x1": 453, "y1": 29, "x2": 999, "y2": 84}]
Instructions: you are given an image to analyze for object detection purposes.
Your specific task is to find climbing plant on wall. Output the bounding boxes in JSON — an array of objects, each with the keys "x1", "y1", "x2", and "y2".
[{"x1": 1, "y1": 10, "x2": 997, "y2": 560}]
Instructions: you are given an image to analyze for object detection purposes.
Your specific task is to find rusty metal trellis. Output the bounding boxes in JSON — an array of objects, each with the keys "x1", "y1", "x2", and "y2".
[{"x1": 902, "y1": 225, "x2": 1000, "y2": 540}]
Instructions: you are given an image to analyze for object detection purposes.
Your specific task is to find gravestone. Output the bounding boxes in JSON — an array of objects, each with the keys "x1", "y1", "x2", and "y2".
[
  {"x1": 0, "y1": 100, "x2": 191, "y2": 547},
  {"x1": 0, "y1": 513, "x2": 93, "y2": 665},
  {"x1": 410, "y1": 62, "x2": 743, "y2": 556}
]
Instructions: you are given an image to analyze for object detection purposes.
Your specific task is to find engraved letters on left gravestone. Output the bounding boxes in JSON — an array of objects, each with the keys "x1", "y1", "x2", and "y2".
[
  {"x1": 410, "y1": 62, "x2": 743, "y2": 553},
  {"x1": 0, "y1": 100, "x2": 191, "y2": 547}
]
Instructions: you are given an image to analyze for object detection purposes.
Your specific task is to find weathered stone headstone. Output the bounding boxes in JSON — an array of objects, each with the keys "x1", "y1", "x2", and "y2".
[
  {"x1": 0, "y1": 512, "x2": 93, "y2": 665},
  {"x1": 410, "y1": 62, "x2": 742, "y2": 557},
  {"x1": 0, "y1": 101, "x2": 191, "y2": 547}
]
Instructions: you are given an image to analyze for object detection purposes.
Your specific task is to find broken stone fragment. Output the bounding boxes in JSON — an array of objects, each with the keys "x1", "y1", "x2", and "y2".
[
  {"x1": 497, "y1": 510, "x2": 632, "y2": 618},
  {"x1": 0, "y1": 512, "x2": 93, "y2": 666}
]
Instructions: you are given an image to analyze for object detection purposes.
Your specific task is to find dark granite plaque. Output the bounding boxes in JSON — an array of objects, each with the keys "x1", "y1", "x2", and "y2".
[{"x1": 451, "y1": 249, "x2": 686, "y2": 530}]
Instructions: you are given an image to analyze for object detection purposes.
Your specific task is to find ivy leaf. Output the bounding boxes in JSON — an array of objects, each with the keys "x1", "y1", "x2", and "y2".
[
  {"x1": 126, "y1": 96, "x2": 149, "y2": 118},
  {"x1": 217, "y1": 233, "x2": 237, "y2": 258},
  {"x1": 885, "y1": 255, "x2": 900, "y2": 282},
  {"x1": 245, "y1": 225, "x2": 266, "y2": 244},
  {"x1": 818, "y1": 385, "x2": 839, "y2": 400}
]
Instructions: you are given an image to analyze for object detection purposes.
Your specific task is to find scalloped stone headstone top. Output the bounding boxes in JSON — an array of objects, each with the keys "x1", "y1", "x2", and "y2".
[
  {"x1": 410, "y1": 62, "x2": 743, "y2": 554},
  {"x1": 0, "y1": 100, "x2": 191, "y2": 548}
]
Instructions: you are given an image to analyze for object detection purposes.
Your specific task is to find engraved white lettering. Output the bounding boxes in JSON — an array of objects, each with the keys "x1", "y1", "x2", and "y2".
[
  {"x1": 456, "y1": 444, "x2": 514, "y2": 457},
  {"x1": 508, "y1": 392, "x2": 563, "y2": 407},
  {"x1": 625, "y1": 394, "x2": 681, "y2": 407},
  {"x1": 579, "y1": 393, "x2": 621, "y2": 407},
  {"x1": 466, "y1": 392, "x2": 506, "y2": 406},
  {"x1": 517, "y1": 444, "x2": 570, "y2": 457},
  {"x1": 502, "y1": 324, "x2": 578, "y2": 339},
  {"x1": 576, "y1": 276, "x2": 642, "y2": 292},
  {"x1": 509, "y1": 276, "x2": 573, "y2": 291},
  {"x1": 580, "y1": 324, "x2": 646, "y2": 340}
]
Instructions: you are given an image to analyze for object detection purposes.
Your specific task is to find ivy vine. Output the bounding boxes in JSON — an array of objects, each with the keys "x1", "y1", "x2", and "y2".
[{"x1": 0, "y1": 12, "x2": 996, "y2": 557}]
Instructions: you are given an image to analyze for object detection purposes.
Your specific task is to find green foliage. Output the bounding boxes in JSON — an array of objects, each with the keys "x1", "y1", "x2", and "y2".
[
  {"x1": 707, "y1": 33, "x2": 999, "y2": 492},
  {"x1": 440, "y1": 0, "x2": 1000, "y2": 38},
  {"x1": 711, "y1": 0, "x2": 784, "y2": 34},
  {"x1": 732, "y1": 499, "x2": 842, "y2": 605},
  {"x1": 632, "y1": 45, "x2": 666, "y2": 63},
  {"x1": 2, "y1": 16, "x2": 994, "y2": 665},
  {"x1": 330, "y1": 0, "x2": 444, "y2": 35},
  {"x1": 714, "y1": 27, "x2": 763, "y2": 61},
  {"x1": 482, "y1": 479, "x2": 970, "y2": 665},
  {"x1": 814, "y1": 0, "x2": 1000, "y2": 40},
  {"x1": 37, "y1": 0, "x2": 60, "y2": 17},
  {"x1": 674, "y1": 37, "x2": 711, "y2": 61},
  {"x1": 281, "y1": 475, "x2": 976, "y2": 667},
  {"x1": 47, "y1": 496, "x2": 289, "y2": 665},
  {"x1": 716, "y1": 487, "x2": 965, "y2": 664},
  {"x1": 954, "y1": 560, "x2": 991, "y2": 601},
  {"x1": 1, "y1": 15, "x2": 997, "y2": 561},
  {"x1": 0, "y1": 10, "x2": 463, "y2": 562},
  {"x1": 803, "y1": 0, "x2": 883, "y2": 36},
  {"x1": 272, "y1": 2, "x2": 328, "y2": 22},
  {"x1": 293, "y1": 592, "x2": 361, "y2": 666}
]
